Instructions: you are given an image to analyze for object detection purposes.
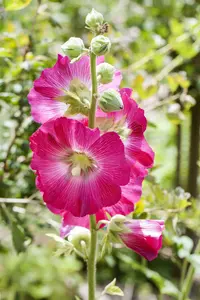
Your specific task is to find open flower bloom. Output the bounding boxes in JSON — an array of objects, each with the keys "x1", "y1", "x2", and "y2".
[
  {"x1": 120, "y1": 220, "x2": 164, "y2": 261},
  {"x1": 30, "y1": 117, "x2": 130, "y2": 217},
  {"x1": 28, "y1": 55, "x2": 122, "y2": 123}
]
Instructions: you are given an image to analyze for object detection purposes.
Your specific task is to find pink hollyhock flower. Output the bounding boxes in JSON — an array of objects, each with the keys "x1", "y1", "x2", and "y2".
[
  {"x1": 30, "y1": 117, "x2": 130, "y2": 217},
  {"x1": 28, "y1": 55, "x2": 122, "y2": 123},
  {"x1": 120, "y1": 220, "x2": 164, "y2": 261}
]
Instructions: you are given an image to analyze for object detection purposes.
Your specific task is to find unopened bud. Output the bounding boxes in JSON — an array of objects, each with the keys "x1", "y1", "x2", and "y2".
[
  {"x1": 97, "y1": 62, "x2": 114, "y2": 84},
  {"x1": 167, "y1": 103, "x2": 185, "y2": 123},
  {"x1": 61, "y1": 37, "x2": 85, "y2": 59},
  {"x1": 180, "y1": 94, "x2": 196, "y2": 110},
  {"x1": 91, "y1": 35, "x2": 111, "y2": 56},
  {"x1": 85, "y1": 9, "x2": 104, "y2": 30},
  {"x1": 168, "y1": 103, "x2": 181, "y2": 114},
  {"x1": 68, "y1": 227, "x2": 90, "y2": 252},
  {"x1": 99, "y1": 89, "x2": 123, "y2": 112}
]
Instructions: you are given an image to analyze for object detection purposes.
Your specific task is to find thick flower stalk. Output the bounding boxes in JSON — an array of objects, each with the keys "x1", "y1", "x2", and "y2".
[{"x1": 28, "y1": 8, "x2": 164, "y2": 300}]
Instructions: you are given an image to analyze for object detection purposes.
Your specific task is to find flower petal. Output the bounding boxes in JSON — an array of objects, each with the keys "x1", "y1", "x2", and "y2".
[
  {"x1": 121, "y1": 220, "x2": 164, "y2": 261},
  {"x1": 89, "y1": 132, "x2": 130, "y2": 185},
  {"x1": 28, "y1": 88, "x2": 67, "y2": 123}
]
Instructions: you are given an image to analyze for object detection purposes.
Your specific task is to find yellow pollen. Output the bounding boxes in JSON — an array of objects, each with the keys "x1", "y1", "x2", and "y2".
[{"x1": 68, "y1": 152, "x2": 93, "y2": 176}]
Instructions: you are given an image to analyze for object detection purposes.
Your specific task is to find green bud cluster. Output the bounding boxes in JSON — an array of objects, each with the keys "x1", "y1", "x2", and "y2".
[{"x1": 60, "y1": 8, "x2": 121, "y2": 114}]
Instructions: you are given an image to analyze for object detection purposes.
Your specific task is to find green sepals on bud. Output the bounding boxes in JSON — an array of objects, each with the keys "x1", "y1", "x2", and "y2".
[
  {"x1": 107, "y1": 215, "x2": 130, "y2": 245},
  {"x1": 97, "y1": 63, "x2": 114, "y2": 84},
  {"x1": 91, "y1": 35, "x2": 111, "y2": 56},
  {"x1": 85, "y1": 9, "x2": 104, "y2": 31},
  {"x1": 68, "y1": 227, "x2": 90, "y2": 254},
  {"x1": 61, "y1": 37, "x2": 85, "y2": 59},
  {"x1": 99, "y1": 89, "x2": 123, "y2": 112},
  {"x1": 108, "y1": 215, "x2": 127, "y2": 233}
]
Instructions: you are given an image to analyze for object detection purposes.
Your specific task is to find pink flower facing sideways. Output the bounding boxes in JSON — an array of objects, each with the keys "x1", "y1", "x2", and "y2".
[
  {"x1": 28, "y1": 55, "x2": 121, "y2": 123},
  {"x1": 120, "y1": 219, "x2": 164, "y2": 261},
  {"x1": 30, "y1": 117, "x2": 130, "y2": 217}
]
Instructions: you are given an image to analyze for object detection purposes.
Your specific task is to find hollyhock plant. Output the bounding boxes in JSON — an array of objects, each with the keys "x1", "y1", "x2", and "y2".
[
  {"x1": 28, "y1": 55, "x2": 121, "y2": 124},
  {"x1": 28, "y1": 8, "x2": 164, "y2": 300}
]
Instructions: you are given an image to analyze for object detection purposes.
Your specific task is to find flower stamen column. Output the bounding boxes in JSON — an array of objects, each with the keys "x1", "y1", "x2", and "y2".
[{"x1": 88, "y1": 51, "x2": 98, "y2": 300}]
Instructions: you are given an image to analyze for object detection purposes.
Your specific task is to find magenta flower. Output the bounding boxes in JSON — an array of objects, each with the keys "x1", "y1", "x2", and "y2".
[
  {"x1": 120, "y1": 220, "x2": 164, "y2": 261},
  {"x1": 30, "y1": 117, "x2": 130, "y2": 217},
  {"x1": 28, "y1": 55, "x2": 122, "y2": 123}
]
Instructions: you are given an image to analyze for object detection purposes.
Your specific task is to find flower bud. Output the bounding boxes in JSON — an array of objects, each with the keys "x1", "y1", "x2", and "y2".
[
  {"x1": 61, "y1": 37, "x2": 85, "y2": 59},
  {"x1": 91, "y1": 35, "x2": 111, "y2": 56},
  {"x1": 167, "y1": 103, "x2": 185, "y2": 123},
  {"x1": 180, "y1": 94, "x2": 196, "y2": 110},
  {"x1": 85, "y1": 9, "x2": 104, "y2": 30},
  {"x1": 99, "y1": 89, "x2": 123, "y2": 112},
  {"x1": 97, "y1": 62, "x2": 114, "y2": 84},
  {"x1": 68, "y1": 227, "x2": 90, "y2": 253}
]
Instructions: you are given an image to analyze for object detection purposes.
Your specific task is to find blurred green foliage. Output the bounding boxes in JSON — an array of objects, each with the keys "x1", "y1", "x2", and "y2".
[{"x1": 0, "y1": 0, "x2": 200, "y2": 299}]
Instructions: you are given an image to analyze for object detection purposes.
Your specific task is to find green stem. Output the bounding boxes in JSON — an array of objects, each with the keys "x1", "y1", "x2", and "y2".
[
  {"x1": 180, "y1": 239, "x2": 200, "y2": 300},
  {"x1": 179, "y1": 259, "x2": 188, "y2": 290},
  {"x1": 157, "y1": 293, "x2": 163, "y2": 300},
  {"x1": 88, "y1": 215, "x2": 97, "y2": 300},
  {"x1": 87, "y1": 51, "x2": 98, "y2": 300},
  {"x1": 89, "y1": 52, "x2": 98, "y2": 129}
]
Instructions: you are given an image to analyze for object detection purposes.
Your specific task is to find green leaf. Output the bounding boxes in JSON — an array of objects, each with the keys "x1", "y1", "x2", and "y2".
[
  {"x1": 46, "y1": 233, "x2": 67, "y2": 244},
  {"x1": 119, "y1": 254, "x2": 179, "y2": 297},
  {"x1": 103, "y1": 278, "x2": 124, "y2": 296},
  {"x1": 11, "y1": 221, "x2": 26, "y2": 253},
  {"x1": 46, "y1": 233, "x2": 74, "y2": 256},
  {"x1": 0, "y1": 48, "x2": 12, "y2": 57},
  {"x1": 3, "y1": 0, "x2": 32, "y2": 11},
  {"x1": 161, "y1": 280, "x2": 180, "y2": 296},
  {"x1": 54, "y1": 245, "x2": 73, "y2": 257},
  {"x1": 170, "y1": 19, "x2": 184, "y2": 36}
]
